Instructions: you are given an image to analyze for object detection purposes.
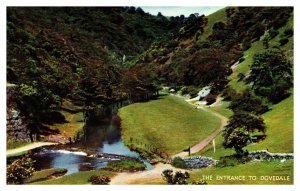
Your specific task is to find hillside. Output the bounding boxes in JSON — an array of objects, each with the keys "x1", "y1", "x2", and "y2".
[
  {"x1": 199, "y1": 10, "x2": 294, "y2": 158},
  {"x1": 6, "y1": 7, "x2": 294, "y2": 185}
]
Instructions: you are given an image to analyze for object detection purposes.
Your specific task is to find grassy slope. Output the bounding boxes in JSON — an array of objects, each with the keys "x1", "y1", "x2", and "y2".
[
  {"x1": 201, "y1": 7, "x2": 227, "y2": 40},
  {"x1": 200, "y1": 12, "x2": 294, "y2": 158},
  {"x1": 31, "y1": 170, "x2": 115, "y2": 185},
  {"x1": 119, "y1": 95, "x2": 221, "y2": 156},
  {"x1": 190, "y1": 160, "x2": 293, "y2": 185},
  {"x1": 228, "y1": 12, "x2": 294, "y2": 92}
]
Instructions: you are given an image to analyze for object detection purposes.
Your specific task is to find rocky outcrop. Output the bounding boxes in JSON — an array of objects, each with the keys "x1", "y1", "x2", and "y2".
[
  {"x1": 7, "y1": 85, "x2": 31, "y2": 143},
  {"x1": 182, "y1": 156, "x2": 216, "y2": 169},
  {"x1": 248, "y1": 150, "x2": 293, "y2": 161}
]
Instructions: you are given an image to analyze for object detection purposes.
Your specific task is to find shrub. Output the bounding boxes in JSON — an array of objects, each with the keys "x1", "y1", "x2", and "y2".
[
  {"x1": 7, "y1": 157, "x2": 35, "y2": 184},
  {"x1": 279, "y1": 37, "x2": 289, "y2": 46},
  {"x1": 172, "y1": 157, "x2": 187, "y2": 169},
  {"x1": 105, "y1": 158, "x2": 146, "y2": 172},
  {"x1": 180, "y1": 86, "x2": 199, "y2": 97},
  {"x1": 237, "y1": 73, "x2": 245, "y2": 82},
  {"x1": 284, "y1": 28, "x2": 293, "y2": 37},
  {"x1": 204, "y1": 94, "x2": 216, "y2": 105},
  {"x1": 268, "y1": 28, "x2": 279, "y2": 39},
  {"x1": 88, "y1": 175, "x2": 110, "y2": 185},
  {"x1": 221, "y1": 87, "x2": 238, "y2": 101},
  {"x1": 238, "y1": 57, "x2": 245, "y2": 63},
  {"x1": 161, "y1": 169, "x2": 190, "y2": 185}
]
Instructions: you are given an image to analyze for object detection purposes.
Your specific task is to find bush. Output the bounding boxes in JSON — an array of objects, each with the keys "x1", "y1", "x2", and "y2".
[
  {"x1": 238, "y1": 57, "x2": 245, "y2": 63},
  {"x1": 88, "y1": 175, "x2": 110, "y2": 185},
  {"x1": 161, "y1": 169, "x2": 190, "y2": 185},
  {"x1": 268, "y1": 28, "x2": 279, "y2": 39},
  {"x1": 172, "y1": 157, "x2": 187, "y2": 169},
  {"x1": 284, "y1": 28, "x2": 293, "y2": 37},
  {"x1": 279, "y1": 37, "x2": 289, "y2": 46},
  {"x1": 204, "y1": 94, "x2": 216, "y2": 105},
  {"x1": 237, "y1": 73, "x2": 245, "y2": 82},
  {"x1": 221, "y1": 87, "x2": 238, "y2": 101},
  {"x1": 180, "y1": 86, "x2": 199, "y2": 97},
  {"x1": 105, "y1": 158, "x2": 146, "y2": 172},
  {"x1": 7, "y1": 157, "x2": 35, "y2": 184}
]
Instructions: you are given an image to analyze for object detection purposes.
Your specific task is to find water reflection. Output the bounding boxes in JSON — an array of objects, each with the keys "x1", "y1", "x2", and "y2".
[{"x1": 33, "y1": 114, "x2": 153, "y2": 174}]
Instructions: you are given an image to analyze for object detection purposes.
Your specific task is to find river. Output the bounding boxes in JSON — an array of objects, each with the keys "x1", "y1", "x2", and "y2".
[{"x1": 32, "y1": 114, "x2": 153, "y2": 175}]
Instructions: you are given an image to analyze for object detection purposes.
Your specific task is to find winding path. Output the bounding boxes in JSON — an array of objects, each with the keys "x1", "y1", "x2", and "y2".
[
  {"x1": 110, "y1": 95, "x2": 228, "y2": 184},
  {"x1": 6, "y1": 142, "x2": 57, "y2": 157}
]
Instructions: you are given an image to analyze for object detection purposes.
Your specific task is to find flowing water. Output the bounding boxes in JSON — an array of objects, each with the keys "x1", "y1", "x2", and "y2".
[{"x1": 32, "y1": 114, "x2": 153, "y2": 175}]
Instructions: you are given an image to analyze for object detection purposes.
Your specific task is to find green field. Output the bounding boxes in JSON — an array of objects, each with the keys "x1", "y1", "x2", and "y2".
[
  {"x1": 30, "y1": 170, "x2": 115, "y2": 185},
  {"x1": 190, "y1": 160, "x2": 293, "y2": 185},
  {"x1": 119, "y1": 95, "x2": 221, "y2": 156}
]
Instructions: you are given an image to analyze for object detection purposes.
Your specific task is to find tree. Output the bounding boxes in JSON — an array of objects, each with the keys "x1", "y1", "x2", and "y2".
[
  {"x1": 88, "y1": 175, "x2": 110, "y2": 185},
  {"x1": 161, "y1": 169, "x2": 190, "y2": 185},
  {"x1": 7, "y1": 157, "x2": 35, "y2": 184},
  {"x1": 245, "y1": 50, "x2": 293, "y2": 103},
  {"x1": 228, "y1": 90, "x2": 269, "y2": 115},
  {"x1": 223, "y1": 112, "x2": 266, "y2": 155}
]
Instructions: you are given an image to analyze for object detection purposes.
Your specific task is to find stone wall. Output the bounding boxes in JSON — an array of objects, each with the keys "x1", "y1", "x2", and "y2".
[
  {"x1": 182, "y1": 156, "x2": 216, "y2": 169},
  {"x1": 248, "y1": 150, "x2": 293, "y2": 161}
]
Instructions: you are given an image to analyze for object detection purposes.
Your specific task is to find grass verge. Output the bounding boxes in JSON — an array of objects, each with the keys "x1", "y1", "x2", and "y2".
[
  {"x1": 189, "y1": 160, "x2": 293, "y2": 185},
  {"x1": 30, "y1": 170, "x2": 115, "y2": 185},
  {"x1": 25, "y1": 168, "x2": 67, "y2": 183}
]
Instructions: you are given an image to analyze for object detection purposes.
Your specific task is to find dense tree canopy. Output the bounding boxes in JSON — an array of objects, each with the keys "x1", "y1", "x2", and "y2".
[{"x1": 245, "y1": 50, "x2": 293, "y2": 103}]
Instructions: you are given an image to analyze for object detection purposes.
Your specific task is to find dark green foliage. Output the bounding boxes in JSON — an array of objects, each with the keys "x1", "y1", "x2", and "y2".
[
  {"x1": 242, "y1": 37, "x2": 252, "y2": 51},
  {"x1": 161, "y1": 169, "x2": 190, "y2": 185},
  {"x1": 237, "y1": 73, "x2": 245, "y2": 82},
  {"x1": 284, "y1": 28, "x2": 293, "y2": 37},
  {"x1": 279, "y1": 37, "x2": 289, "y2": 46},
  {"x1": 7, "y1": 157, "x2": 35, "y2": 184},
  {"x1": 238, "y1": 57, "x2": 245, "y2": 63},
  {"x1": 245, "y1": 50, "x2": 293, "y2": 103},
  {"x1": 104, "y1": 158, "x2": 146, "y2": 172},
  {"x1": 223, "y1": 111, "x2": 266, "y2": 155},
  {"x1": 88, "y1": 175, "x2": 110, "y2": 185},
  {"x1": 221, "y1": 87, "x2": 238, "y2": 101},
  {"x1": 205, "y1": 94, "x2": 217, "y2": 105},
  {"x1": 228, "y1": 90, "x2": 269, "y2": 115},
  {"x1": 172, "y1": 157, "x2": 187, "y2": 169},
  {"x1": 268, "y1": 28, "x2": 279, "y2": 39},
  {"x1": 180, "y1": 86, "x2": 199, "y2": 97}
]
